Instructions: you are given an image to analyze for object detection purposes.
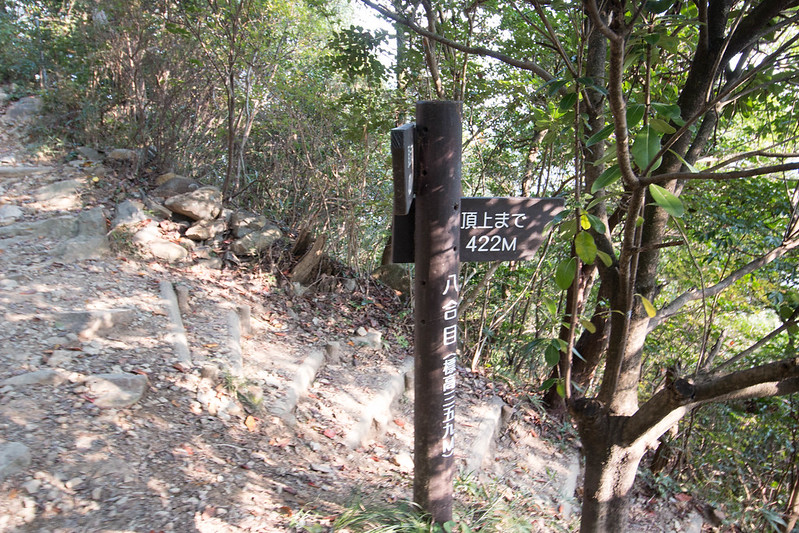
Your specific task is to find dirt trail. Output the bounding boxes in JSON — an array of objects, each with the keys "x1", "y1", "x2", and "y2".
[{"x1": 0, "y1": 97, "x2": 701, "y2": 532}]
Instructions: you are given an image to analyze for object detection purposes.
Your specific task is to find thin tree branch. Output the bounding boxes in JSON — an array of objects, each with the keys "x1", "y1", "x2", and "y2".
[
  {"x1": 359, "y1": 0, "x2": 556, "y2": 82},
  {"x1": 640, "y1": 162, "x2": 799, "y2": 185},
  {"x1": 648, "y1": 239, "x2": 799, "y2": 332}
]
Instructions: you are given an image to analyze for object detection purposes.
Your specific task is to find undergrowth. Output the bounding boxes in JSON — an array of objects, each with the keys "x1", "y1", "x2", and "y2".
[{"x1": 289, "y1": 472, "x2": 577, "y2": 533}]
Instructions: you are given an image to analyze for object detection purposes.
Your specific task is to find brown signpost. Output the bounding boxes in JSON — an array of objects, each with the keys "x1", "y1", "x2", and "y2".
[
  {"x1": 412, "y1": 101, "x2": 461, "y2": 523},
  {"x1": 390, "y1": 101, "x2": 563, "y2": 524}
]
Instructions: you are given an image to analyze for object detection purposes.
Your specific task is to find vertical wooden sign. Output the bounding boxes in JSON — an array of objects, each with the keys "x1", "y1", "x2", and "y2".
[{"x1": 413, "y1": 101, "x2": 462, "y2": 523}]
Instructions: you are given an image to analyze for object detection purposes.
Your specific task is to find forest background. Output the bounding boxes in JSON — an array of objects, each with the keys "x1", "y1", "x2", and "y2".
[{"x1": 1, "y1": 0, "x2": 799, "y2": 531}]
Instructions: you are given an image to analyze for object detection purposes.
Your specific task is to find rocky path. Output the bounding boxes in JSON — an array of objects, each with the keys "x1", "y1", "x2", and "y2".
[{"x1": 0, "y1": 96, "x2": 703, "y2": 533}]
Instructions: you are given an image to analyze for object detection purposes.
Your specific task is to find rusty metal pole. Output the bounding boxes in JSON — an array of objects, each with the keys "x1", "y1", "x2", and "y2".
[{"x1": 413, "y1": 100, "x2": 462, "y2": 523}]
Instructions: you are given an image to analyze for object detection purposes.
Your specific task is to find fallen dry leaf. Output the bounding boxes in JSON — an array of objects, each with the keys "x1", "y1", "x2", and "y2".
[
  {"x1": 244, "y1": 415, "x2": 257, "y2": 431},
  {"x1": 323, "y1": 428, "x2": 337, "y2": 439}
]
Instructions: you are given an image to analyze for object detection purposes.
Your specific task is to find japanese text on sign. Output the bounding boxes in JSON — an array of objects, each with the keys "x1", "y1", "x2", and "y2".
[
  {"x1": 441, "y1": 273, "x2": 458, "y2": 458},
  {"x1": 459, "y1": 197, "x2": 565, "y2": 262}
]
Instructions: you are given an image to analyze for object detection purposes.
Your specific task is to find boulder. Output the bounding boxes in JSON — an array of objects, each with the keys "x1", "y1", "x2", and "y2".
[
  {"x1": 164, "y1": 186, "x2": 222, "y2": 221},
  {"x1": 76, "y1": 146, "x2": 103, "y2": 161},
  {"x1": 3, "y1": 96, "x2": 42, "y2": 124},
  {"x1": 152, "y1": 176, "x2": 201, "y2": 199},
  {"x1": 132, "y1": 224, "x2": 189, "y2": 262},
  {"x1": 230, "y1": 224, "x2": 282, "y2": 256},
  {"x1": 0, "y1": 442, "x2": 31, "y2": 480},
  {"x1": 32, "y1": 178, "x2": 83, "y2": 209},
  {"x1": 54, "y1": 308, "x2": 136, "y2": 340},
  {"x1": 0, "y1": 204, "x2": 24, "y2": 224},
  {"x1": 185, "y1": 218, "x2": 227, "y2": 241},
  {"x1": 112, "y1": 199, "x2": 148, "y2": 228},
  {"x1": 105, "y1": 148, "x2": 137, "y2": 164},
  {"x1": 85, "y1": 373, "x2": 148, "y2": 409},
  {"x1": 229, "y1": 210, "x2": 267, "y2": 238}
]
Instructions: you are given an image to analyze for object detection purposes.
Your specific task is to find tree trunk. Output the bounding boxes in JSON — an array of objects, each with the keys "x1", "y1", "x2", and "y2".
[{"x1": 574, "y1": 399, "x2": 649, "y2": 533}]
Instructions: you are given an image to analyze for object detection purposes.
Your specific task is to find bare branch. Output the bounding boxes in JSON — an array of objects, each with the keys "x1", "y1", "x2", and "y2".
[
  {"x1": 358, "y1": 0, "x2": 556, "y2": 82},
  {"x1": 648, "y1": 239, "x2": 799, "y2": 332},
  {"x1": 640, "y1": 162, "x2": 799, "y2": 185}
]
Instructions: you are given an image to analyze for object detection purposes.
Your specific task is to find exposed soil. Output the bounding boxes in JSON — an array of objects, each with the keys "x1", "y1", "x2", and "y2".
[{"x1": 0, "y1": 98, "x2": 705, "y2": 533}]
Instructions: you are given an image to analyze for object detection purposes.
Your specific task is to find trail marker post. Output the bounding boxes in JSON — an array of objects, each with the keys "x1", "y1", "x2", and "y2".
[{"x1": 390, "y1": 101, "x2": 564, "y2": 524}]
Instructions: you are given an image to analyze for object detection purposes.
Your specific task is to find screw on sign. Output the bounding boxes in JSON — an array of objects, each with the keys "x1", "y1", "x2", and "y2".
[{"x1": 391, "y1": 101, "x2": 564, "y2": 524}]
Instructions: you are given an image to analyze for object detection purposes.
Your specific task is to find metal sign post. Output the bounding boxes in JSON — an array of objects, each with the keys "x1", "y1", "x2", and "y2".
[
  {"x1": 390, "y1": 101, "x2": 564, "y2": 525},
  {"x1": 412, "y1": 101, "x2": 461, "y2": 523}
]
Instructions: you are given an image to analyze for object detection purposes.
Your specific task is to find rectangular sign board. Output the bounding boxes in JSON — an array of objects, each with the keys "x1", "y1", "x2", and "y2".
[
  {"x1": 391, "y1": 124, "x2": 415, "y2": 216},
  {"x1": 460, "y1": 197, "x2": 564, "y2": 262},
  {"x1": 392, "y1": 197, "x2": 565, "y2": 263}
]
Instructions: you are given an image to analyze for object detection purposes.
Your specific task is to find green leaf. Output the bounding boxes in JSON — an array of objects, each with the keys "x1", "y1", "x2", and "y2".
[
  {"x1": 580, "y1": 318, "x2": 597, "y2": 333},
  {"x1": 555, "y1": 258, "x2": 577, "y2": 290},
  {"x1": 575, "y1": 231, "x2": 597, "y2": 265},
  {"x1": 591, "y1": 165, "x2": 622, "y2": 193},
  {"x1": 638, "y1": 294, "x2": 657, "y2": 318},
  {"x1": 652, "y1": 102, "x2": 682, "y2": 121},
  {"x1": 649, "y1": 117, "x2": 676, "y2": 134},
  {"x1": 596, "y1": 249, "x2": 613, "y2": 267},
  {"x1": 545, "y1": 343, "x2": 561, "y2": 367},
  {"x1": 543, "y1": 296, "x2": 558, "y2": 316},
  {"x1": 586, "y1": 213, "x2": 607, "y2": 233},
  {"x1": 544, "y1": 78, "x2": 568, "y2": 96},
  {"x1": 643, "y1": 32, "x2": 661, "y2": 45},
  {"x1": 586, "y1": 124, "x2": 614, "y2": 147},
  {"x1": 636, "y1": 215, "x2": 645, "y2": 227},
  {"x1": 556, "y1": 381, "x2": 566, "y2": 397},
  {"x1": 627, "y1": 104, "x2": 646, "y2": 128},
  {"x1": 667, "y1": 149, "x2": 699, "y2": 173},
  {"x1": 632, "y1": 125, "x2": 662, "y2": 172},
  {"x1": 539, "y1": 377, "x2": 558, "y2": 391},
  {"x1": 559, "y1": 92, "x2": 578, "y2": 112},
  {"x1": 649, "y1": 183, "x2": 684, "y2": 217}
]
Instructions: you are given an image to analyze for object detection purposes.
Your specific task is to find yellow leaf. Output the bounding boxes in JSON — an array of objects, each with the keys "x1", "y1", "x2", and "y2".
[{"x1": 638, "y1": 294, "x2": 657, "y2": 318}]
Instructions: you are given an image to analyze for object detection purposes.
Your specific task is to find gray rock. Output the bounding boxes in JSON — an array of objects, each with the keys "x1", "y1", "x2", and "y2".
[
  {"x1": 351, "y1": 328, "x2": 383, "y2": 350},
  {"x1": 152, "y1": 176, "x2": 201, "y2": 200},
  {"x1": 324, "y1": 341, "x2": 343, "y2": 364},
  {"x1": 0, "y1": 442, "x2": 31, "y2": 480},
  {"x1": 164, "y1": 187, "x2": 222, "y2": 221},
  {"x1": 1, "y1": 369, "x2": 67, "y2": 387},
  {"x1": 132, "y1": 224, "x2": 188, "y2": 262},
  {"x1": 32, "y1": 179, "x2": 83, "y2": 208},
  {"x1": 185, "y1": 218, "x2": 227, "y2": 241},
  {"x1": 54, "y1": 308, "x2": 136, "y2": 340},
  {"x1": 3, "y1": 96, "x2": 42, "y2": 124},
  {"x1": 230, "y1": 225, "x2": 282, "y2": 256},
  {"x1": 85, "y1": 373, "x2": 148, "y2": 408},
  {"x1": 0, "y1": 214, "x2": 78, "y2": 240},
  {"x1": 54, "y1": 236, "x2": 110, "y2": 262},
  {"x1": 76, "y1": 146, "x2": 103, "y2": 161},
  {"x1": 113, "y1": 199, "x2": 148, "y2": 228},
  {"x1": 105, "y1": 148, "x2": 137, "y2": 164},
  {"x1": 0, "y1": 166, "x2": 50, "y2": 178},
  {"x1": 0, "y1": 204, "x2": 23, "y2": 223},
  {"x1": 46, "y1": 349, "x2": 74, "y2": 367},
  {"x1": 53, "y1": 207, "x2": 110, "y2": 260},
  {"x1": 229, "y1": 211, "x2": 267, "y2": 238},
  {"x1": 141, "y1": 195, "x2": 172, "y2": 219}
]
